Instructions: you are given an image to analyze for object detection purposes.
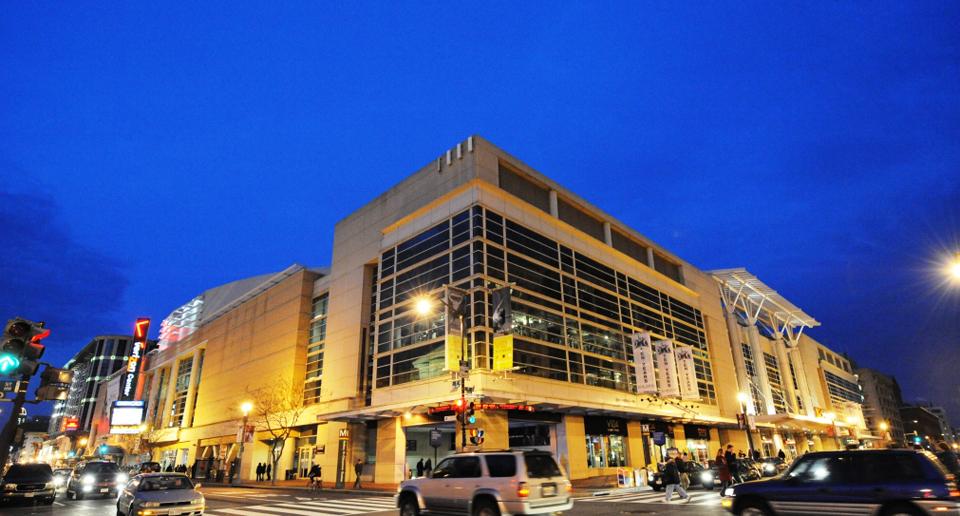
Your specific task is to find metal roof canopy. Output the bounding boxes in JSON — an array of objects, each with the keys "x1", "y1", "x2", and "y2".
[{"x1": 711, "y1": 268, "x2": 819, "y2": 329}]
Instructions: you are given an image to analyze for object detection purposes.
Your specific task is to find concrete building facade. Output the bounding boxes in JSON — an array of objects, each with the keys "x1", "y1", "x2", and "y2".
[{"x1": 856, "y1": 368, "x2": 905, "y2": 443}]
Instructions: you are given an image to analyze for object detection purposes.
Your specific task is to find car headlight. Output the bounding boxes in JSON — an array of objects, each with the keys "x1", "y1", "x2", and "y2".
[
  {"x1": 53, "y1": 477, "x2": 65, "y2": 486},
  {"x1": 142, "y1": 501, "x2": 161, "y2": 507},
  {"x1": 647, "y1": 472, "x2": 654, "y2": 481},
  {"x1": 116, "y1": 472, "x2": 128, "y2": 484},
  {"x1": 3, "y1": 483, "x2": 17, "y2": 491},
  {"x1": 763, "y1": 464, "x2": 775, "y2": 472},
  {"x1": 723, "y1": 487, "x2": 735, "y2": 497},
  {"x1": 82, "y1": 474, "x2": 96, "y2": 485},
  {"x1": 700, "y1": 472, "x2": 713, "y2": 482}
]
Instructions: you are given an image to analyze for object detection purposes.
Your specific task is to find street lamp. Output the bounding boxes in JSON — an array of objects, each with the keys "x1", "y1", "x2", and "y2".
[
  {"x1": 736, "y1": 392, "x2": 756, "y2": 457},
  {"x1": 878, "y1": 421, "x2": 890, "y2": 448},
  {"x1": 233, "y1": 401, "x2": 253, "y2": 485},
  {"x1": 413, "y1": 290, "x2": 469, "y2": 450}
]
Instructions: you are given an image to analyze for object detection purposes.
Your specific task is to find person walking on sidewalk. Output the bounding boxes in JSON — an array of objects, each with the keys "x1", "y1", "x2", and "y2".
[
  {"x1": 416, "y1": 458, "x2": 424, "y2": 478},
  {"x1": 662, "y1": 447, "x2": 690, "y2": 503},
  {"x1": 255, "y1": 463, "x2": 263, "y2": 482},
  {"x1": 725, "y1": 444, "x2": 741, "y2": 484},
  {"x1": 266, "y1": 463, "x2": 271, "y2": 481},
  {"x1": 353, "y1": 459, "x2": 363, "y2": 489},
  {"x1": 716, "y1": 448, "x2": 732, "y2": 493}
]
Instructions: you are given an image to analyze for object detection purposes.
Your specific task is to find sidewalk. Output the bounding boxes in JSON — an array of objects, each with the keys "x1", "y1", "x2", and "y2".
[{"x1": 571, "y1": 475, "x2": 652, "y2": 497}]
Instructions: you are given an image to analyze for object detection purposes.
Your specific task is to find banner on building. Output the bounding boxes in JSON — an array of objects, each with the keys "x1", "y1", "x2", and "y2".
[
  {"x1": 631, "y1": 331, "x2": 657, "y2": 394},
  {"x1": 674, "y1": 344, "x2": 700, "y2": 400},
  {"x1": 120, "y1": 317, "x2": 150, "y2": 401},
  {"x1": 654, "y1": 340, "x2": 680, "y2": 397},
  {"x1": 444, "y1": 286, "x2": 467, "y2": 371},
  {"x1": 491, "y1": 287, "x2": 514, "y2": 371}
]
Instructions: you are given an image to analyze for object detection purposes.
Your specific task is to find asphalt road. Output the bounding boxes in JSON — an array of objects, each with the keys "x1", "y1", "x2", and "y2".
[{"x1": 0, "y1": 486, "x2": 726, "y2": 516}]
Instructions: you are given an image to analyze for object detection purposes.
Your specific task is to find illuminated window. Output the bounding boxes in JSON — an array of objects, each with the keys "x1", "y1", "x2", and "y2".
[{"x1": 304, "y1": 294, "x2": 328, "y2": 405}]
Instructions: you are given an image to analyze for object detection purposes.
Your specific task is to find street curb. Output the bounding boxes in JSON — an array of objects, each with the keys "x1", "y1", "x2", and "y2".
[{"x1": 589, "y1": 486, "x2": 652, "y2": 496}]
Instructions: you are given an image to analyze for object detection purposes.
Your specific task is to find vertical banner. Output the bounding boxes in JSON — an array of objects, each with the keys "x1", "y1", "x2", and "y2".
[
  {"x1": 120, "y1": 317, "x2": 150, "y2": 401},
  {"x1": 674, "y1": 344, "x2": 700, "y2": 400},
  {"x1": 444, "y1": 286, "x2": 467, "y2": 371},
  {"x1": 654, "y1": 340, "x2": 680, "y2": 397},
  {"x1": 631, "y1": 331, "x2": 657, "y2": 393},
  {"x1": 491, "y1": 287, "x2": 514, "y2": 371}
]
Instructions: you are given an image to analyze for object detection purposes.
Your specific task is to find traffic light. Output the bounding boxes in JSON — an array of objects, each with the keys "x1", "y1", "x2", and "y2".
[
  {"x1": 36, "y1": 366, "x2": 73, "y2": 401},
  {"x1": 1, "y1": 318, "x2": 49, "y2": 376},
  {"x1": 467, "y1": 402, "x2": 477, "y2": 425}
]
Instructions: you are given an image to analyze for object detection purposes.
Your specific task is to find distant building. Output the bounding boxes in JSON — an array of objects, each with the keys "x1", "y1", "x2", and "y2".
[
  {"x1": 856, "y1": 368, "x2": 905, "y2": 442},
  {"x1": 913, "y1": 402, "x2": 955, "y2": 444},
  {"x1": 13, "y1": 415, "x2": 50, "y2": 464},
  {"x1": 901, "y1": 405, "x2": 944, "y2": 447},
  {"x1": 48, "y1": 335, "x2": 153, "y2": 436}
]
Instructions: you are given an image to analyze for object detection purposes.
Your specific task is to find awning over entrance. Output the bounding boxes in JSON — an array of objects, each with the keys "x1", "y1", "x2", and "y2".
[{"x1": 752, "y1": 413, "x2": 845, "y2": 433}]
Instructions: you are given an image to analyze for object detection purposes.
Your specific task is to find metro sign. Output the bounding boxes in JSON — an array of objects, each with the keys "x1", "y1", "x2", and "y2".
[{"x1": 120, "y1": 318, "x2": 150, "y2": 401}]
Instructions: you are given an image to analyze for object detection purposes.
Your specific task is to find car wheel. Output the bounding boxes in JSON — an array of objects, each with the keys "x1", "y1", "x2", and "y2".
[
  {"x1": 880, "y1": 503, "x2": 924, "y2": 516},
  {"x1": 472, "y1": 499, "x2": 500, "y2": 516},
  {"x1": 74, "y1": 489, "x2": 84, "y2": 501},
  {"x1": 399, "y1": 496, "x2": 420, "y2": 516},
  {"x1": 44, "y1": 497, "x2": 55, "y2": 505},
  {"x1": 737, "y1": 499, "x2": 772, "y2": 516}
]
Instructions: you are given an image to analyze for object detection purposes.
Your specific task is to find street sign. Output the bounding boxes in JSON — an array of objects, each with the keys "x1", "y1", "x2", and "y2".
[
  {"x1": 429, "y1": 428, "x2": 443, "y2": 448},
  {"x1": 443, "y1": 415, "x2": 457, "y2": 422}
]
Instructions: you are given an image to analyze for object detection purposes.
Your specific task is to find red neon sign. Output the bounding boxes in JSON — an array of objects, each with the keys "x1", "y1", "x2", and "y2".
[{"x1": 428, "y1": 402, "x2": 535, "y2": 414}]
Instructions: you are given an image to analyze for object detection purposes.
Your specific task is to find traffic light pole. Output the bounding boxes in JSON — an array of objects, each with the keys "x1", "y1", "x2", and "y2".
[
  {"x1": 0, "y1": 374, "x2": 29, "y2": 468},
  {"x1": 459, "y1": 313, "x2": 467, "y2": 451}
]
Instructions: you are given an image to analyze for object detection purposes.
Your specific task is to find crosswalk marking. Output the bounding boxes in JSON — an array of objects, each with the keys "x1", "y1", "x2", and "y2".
[
  {"x1": 578, "y1": 490, "x2": 720, "y2": 506},
  {"x1": 206, "y1": 496, "x2": 398, "y2": 516}
]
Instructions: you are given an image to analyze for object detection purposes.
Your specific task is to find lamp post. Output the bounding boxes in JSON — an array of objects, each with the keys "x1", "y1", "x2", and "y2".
[
  {"x1": 415, "y1": 288, "x2": 469, "y2": 450},
  {"x1": 233, "y1": 402, "x2": 252, "y2": 485},
  {"x1": 736, "y1": 392, "x2": 756, "y2": 457}
]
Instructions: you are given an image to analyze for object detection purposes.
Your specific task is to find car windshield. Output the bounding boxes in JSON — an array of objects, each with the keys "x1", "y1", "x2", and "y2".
[
  {"x1": 139, "y1": 475, "x2": 193, "y2": 491},
  {"x1": 524, "y1": 454, "x2": 562, "y2": 478},
  {"x1": 83, "y1": 462, "x2": 119, "y2": 473},
  {"x1": 5, "y1": 464, "x2": 53, "y2": 479}
]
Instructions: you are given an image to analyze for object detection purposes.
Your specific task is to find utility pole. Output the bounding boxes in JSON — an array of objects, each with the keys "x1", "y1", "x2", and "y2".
[
  {"x1": 0, "y1": 375, "x2": 29, "y2": 468},
  {"x1": 459, "y1": 312, "x2": 467, "y2": 450}
]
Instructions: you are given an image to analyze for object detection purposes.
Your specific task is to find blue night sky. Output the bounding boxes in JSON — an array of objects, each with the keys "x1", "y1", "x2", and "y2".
[{"x1": 2, "y1": 2, "x2": 959, "y2": 425}]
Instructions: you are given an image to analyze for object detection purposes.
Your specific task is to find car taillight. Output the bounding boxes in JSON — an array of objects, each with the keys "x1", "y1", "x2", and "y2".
[
  {"x1": 565, "y1": 484, "x2": 573, "y2": 493},
  {"x1": 517, "y1": 482, "x2": 529, "y2": 498}
]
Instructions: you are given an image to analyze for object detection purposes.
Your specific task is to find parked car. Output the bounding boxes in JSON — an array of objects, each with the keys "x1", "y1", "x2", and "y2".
[
  {"x1": 134, "y1": 462, "x2": 163, "y2": 474},
  {"x1": 397, "y1": 450, "x2": 573, "y2": 516},
  {"x1": 66, "y1": 460, "x2": 127, "y2": 500},
  {"x1": 52, "y1": 468, "x2": 72, "y2": 490},
  {"x1": 721, "y1": 449, "x2": 960, "y2": 515},
  {"x1": 650, "y1": 461, "x2": 718, "y2": 490},
  {"x1": 117, "y1": 473, "x2": 205, "y2": 516},
  {"x1": 758, "y1": 457, "x2": 788, "y2": 477},
  {"x1": 0, "y1": 463, "x2": 56, "y2": 505}
]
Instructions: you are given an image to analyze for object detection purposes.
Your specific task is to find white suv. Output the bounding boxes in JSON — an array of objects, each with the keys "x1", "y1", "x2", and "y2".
[{"x1": 397, "y1": 450, "x2": 573, "y2": 516}]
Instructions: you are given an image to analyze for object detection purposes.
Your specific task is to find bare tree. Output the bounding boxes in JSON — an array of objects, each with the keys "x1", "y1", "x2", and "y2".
[{"x1": 247, "y1": 377, "x2": 306, "y2": 485}]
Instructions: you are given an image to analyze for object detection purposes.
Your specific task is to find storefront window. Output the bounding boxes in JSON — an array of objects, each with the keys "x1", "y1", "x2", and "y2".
[{"x1": 584, "y1": 416, "x2": 628, "y2": 468}]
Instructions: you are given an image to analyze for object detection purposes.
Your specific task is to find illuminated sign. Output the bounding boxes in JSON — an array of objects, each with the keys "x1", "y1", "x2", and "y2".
[
  {"x1": 63, "y1": 418, "x2": 79, "y2": 432},
  {"x1": 428, "y1": 403, "x2": 535, "y2": 414},
  {"x1": 120, "y1": 318, "x2": 150, "y2": 401},
  {"x1": 110, "y1": 400, "x2": 145, "y2": 434}
]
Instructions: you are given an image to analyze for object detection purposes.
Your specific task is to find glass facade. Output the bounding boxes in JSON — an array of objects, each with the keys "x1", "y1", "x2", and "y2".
[
  {"x1": 305, "y1": 294, "x2": 328, "y2": 405},
  {"x1": 824, "y1": 370, "x2": 863, "y2": 405},
  {"x1": 763, "y1": 352, "x2": 788, "y2": 413},
  {"x1": 373, "y1": 205, "x2": 717, "y2": 403},
  {"x1": 168, "y1": 357, "x2": 193, "y2": 427}
]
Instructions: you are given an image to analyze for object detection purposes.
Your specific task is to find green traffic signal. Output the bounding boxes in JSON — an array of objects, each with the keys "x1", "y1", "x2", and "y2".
[{"x1": 0, "y1": 352, "x2": 20, "y2": 374}]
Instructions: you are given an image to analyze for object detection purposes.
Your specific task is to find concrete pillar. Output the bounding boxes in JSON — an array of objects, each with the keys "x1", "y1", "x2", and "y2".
[
  {"x1": 744, "y1": 324, "x2": 776, "y2": 415},
  {"x1": 375, "y1": 418, "x2": 405, "y2": 485},
  {"x1": 475, "y1": 411, "x2": 508, "y2": 450},
  {"x1": 160, "y1": 363, "x2": 179, "y2": 428},
  {"x1": 549, "y1": 190, "x2": 558, "y2": 217},
  {"x1": 602, "y1": 222, "x2": 613, "y2": 246},
  {"x1": 773, "y1": 340, "x2": 798, "y2": 414},
  {"x1": 562, "y1": 415, "x2": 588, "y2": 480},
  {"x1": 645, "y1": 247, "x2": 655, "y2": 268},
  {"x1": 626, "y1": 421, "x2": 646, "y2": 469},
  {"x1": 179, "y1": 351, "x2": 202, "y2": 430},
  {"x1": 788, "y1": 347, "x2": 816, "y2": 417},
  {"x1": 772, "y1": 433, "x2": 785, "y2": 458},
  {"x1": 724, "y1": 313, "x2": 753, "y2": 411}
]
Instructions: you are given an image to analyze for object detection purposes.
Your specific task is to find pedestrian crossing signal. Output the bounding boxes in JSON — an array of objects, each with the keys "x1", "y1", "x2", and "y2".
[{"x1": 469, "y1": 428, "x2": 485, "y2": 445}]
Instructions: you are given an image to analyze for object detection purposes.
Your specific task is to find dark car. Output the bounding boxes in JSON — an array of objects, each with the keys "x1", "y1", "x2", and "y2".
[
  {"x1": 66, "y1": 460, "x2": 128, "y2": 500},
  {"x1": 52, "y1": 468, "x2": 72, "y2": 490},
  {"x1": 721, "y1": 449, "x2": 960, "y2": 515},
  {"x1": 650, "y1": 461, "x2": 718, "y2": 490},
  {"x1": 1, "y1": 463, "x2": 56, "y2": 505}
]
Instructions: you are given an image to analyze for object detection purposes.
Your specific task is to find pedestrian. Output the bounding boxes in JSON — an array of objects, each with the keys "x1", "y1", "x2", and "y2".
[
  {"x1": 777, "y1": 449, "x2": 786, "y2": 461},
  {"x1": 936, "y1": 442, "x2": 960, "y2": 477},
  {"x1": 256, "y1": 463, "x2": 263, "y2": 481},
  {"x1": 416, "y1": 458, "x2": 424, "y2": 478},
  {"x1": 662, "y1": 447, "x2": 690, "y2": 503},
  {"x1": 677, "y1": 452, "x2": 690, "y2": 490},
  {"x1": 353, "y1": 459, "x2": 363, "y2": 489},
  {"x1": 266, "y1": 463, "x2": 271, "y2": 481},
  {"x1": 716, "y1": 448, "x2": 732, "y2": 493},
  {"x1": 424, "y1": 458, "x2": 432, "y2": 475},
  {"x1": 725, "y1": 444, "x2": 741, "y2": 484}
]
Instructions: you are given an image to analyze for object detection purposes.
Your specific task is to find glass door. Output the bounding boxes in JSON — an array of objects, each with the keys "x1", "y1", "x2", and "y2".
[{"x1": 296, "y1": 447, "x2": 314, "y2": 478}]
